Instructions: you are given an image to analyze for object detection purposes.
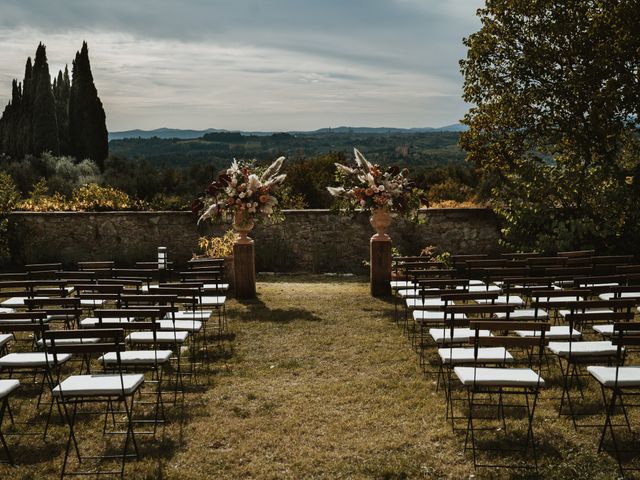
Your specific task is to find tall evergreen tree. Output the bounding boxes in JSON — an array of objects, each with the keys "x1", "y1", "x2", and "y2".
[
  {"x1": 31, "y1": 43, "x2": 59, "y2": 156},
  {"x1": 18, "y1": 57, "x2": 34, "y2": 158},
  {"x1": 69, "y1": 42, "x2": 108, "y2": 167},
  {"x1": 53, "y1": 66, "x2": 71, "y2": 155}
]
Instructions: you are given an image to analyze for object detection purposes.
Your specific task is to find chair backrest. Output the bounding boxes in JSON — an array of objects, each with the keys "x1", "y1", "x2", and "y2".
[
  {"x1": 188, "y1": 257, "x2": 225, "y2": 270},
  {"x1": 557, "y1": 249, "x2": 596, "y2": 258},
  {"x1": 56, "y1": 271, "x2": 97, "y2": 282},
  {"x1": 469, "y1": 320, "x2": 550, "y2": 371},
  {"x1": 23, "y1": 297, "x2": 83, "y2": 326},
  {"x1": 148, "y1": 286, "x2": 200, "y2": 308},
  {"x1": 500, "y1": 252, "x2": 543, "y2": 260},
  {"x1": 530, "y1": 291, "x2": 592, "y2": 311},
  {"x1": 0, "y1": 311, "x2": 49, "y2": 349},
  {"x1": 25, "y1": 262, "x2": 62, "y2": 272},
  {"x1": 0, "y1": 310, "x2": 48, "y2": 327},
  {"x1": 179, "y1": 270, "x2": 225, "y2": 282},
  {"x1": 440, "y1": 291, "x2": 500, "y2": 304},
  {"x1": 95, "y1": 308, "x2": 164, "y2": 322},
  {"x1": 43, "y1": 328, "x2": 126, "y2": 373},
  {"x1": 608, "y1": 323, "x2": 640, "y2": 387}
]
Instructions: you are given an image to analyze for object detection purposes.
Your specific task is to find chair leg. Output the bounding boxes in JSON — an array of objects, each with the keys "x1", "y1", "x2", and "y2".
[{"x1": 0, "y1": 398, "x2": 14, "y2": 465}]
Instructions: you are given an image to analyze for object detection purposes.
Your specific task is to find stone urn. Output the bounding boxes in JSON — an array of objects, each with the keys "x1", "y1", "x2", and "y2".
[
  {"x1": 369, "y1": 207, "x2": 392, "y2": 240},
  {"x1": 233, "y1": 210, "x2": 255, "y2": 244}
]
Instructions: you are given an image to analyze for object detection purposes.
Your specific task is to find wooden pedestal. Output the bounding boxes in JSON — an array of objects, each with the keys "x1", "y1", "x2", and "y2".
[
  {"x1": 370, "y1": 236, "x2": 392, "y2": 297},
  {"x1": 233, "y1": 241, "x2": 256, "y2": 299}
]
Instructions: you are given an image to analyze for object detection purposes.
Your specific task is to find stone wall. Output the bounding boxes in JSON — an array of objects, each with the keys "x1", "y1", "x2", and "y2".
[{"x1": 7, "y1": 209, "x2": 501, "y2": 272}]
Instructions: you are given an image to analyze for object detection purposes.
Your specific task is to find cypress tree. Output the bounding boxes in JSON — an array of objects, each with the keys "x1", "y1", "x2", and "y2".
[
  {"x1": 31, "y1": 43, "x2": 59, "y2": 156},
  {"x1": 53, "y1": 66, "x2": 71, "y2": 155},
  {"x1": 69, "y1": 41, "x2": 108, "y2": 167},
  {"x1": 19, "y1": 57, "x2": 34, "y2": 158}
]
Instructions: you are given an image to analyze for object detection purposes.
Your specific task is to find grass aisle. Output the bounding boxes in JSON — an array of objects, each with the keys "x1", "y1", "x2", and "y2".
[{"x1": 163, "y1": 276, "x2": 471, "y2": 479}]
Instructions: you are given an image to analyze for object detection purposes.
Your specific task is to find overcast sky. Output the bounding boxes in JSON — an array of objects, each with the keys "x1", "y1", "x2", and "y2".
[{"x1": 0, "y1": 0, "x2": 484, "y2": 132}]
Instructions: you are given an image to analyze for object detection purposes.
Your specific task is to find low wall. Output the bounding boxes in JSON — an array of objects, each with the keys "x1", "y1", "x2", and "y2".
[{"x1": 7, "y1": 209, "x2": 501, "y2": 272}]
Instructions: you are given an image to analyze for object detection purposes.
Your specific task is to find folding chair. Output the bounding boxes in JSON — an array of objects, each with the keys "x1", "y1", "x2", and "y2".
[
  {"x1": 0, "y1": 311, "x2": 71, "y2": 438},
  {"x1": 436, "y1": 303, "x2": 514, "y2": 428},
  {"x1": 454, "y1": 319, "x2": 549, "y2": 473},
  {"x1": 93, "y1": 309, "x2": 172, "y2": 433},
  {"x1": 45, "y1": 328, "x2": 144, "y2": 478},
  {"x1": 0, "y1": 379, "x2": 20, "y2": 465},
  {"x1": 547, "y1": 303, "x2": 634, "y2": 428},
  {"x1": 588, "y1": 322, "x2": 640, "y2": 476}
]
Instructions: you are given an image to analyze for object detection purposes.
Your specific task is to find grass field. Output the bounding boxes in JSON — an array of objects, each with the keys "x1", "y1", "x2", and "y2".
[{"x1": 0, "y1": 276, "x2": 637, "y2": 479}]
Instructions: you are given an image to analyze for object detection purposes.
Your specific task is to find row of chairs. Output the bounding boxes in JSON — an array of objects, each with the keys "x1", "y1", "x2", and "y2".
[
  {"x1": 391, "y1": 252, "x2": 640, "y2": 477},
  {"x1": 0, "y1": 257, "x2": 229, "y2": 477}
]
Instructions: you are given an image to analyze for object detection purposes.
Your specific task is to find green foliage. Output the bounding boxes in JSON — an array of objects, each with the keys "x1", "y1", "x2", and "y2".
[
  {"x1": 0, "y1": 172, "x2": 19, "y2": 266},
  {"x1": 284, "y1": 152, "x2": 342, "y2": 208},
  {"x1": 419, "y1": 245, "x2": 451, "y2": 268},
  {"x1": 195, "y1": 230, "x2": 236, "y2": 258},
  {"x1": 461, "y1": 0, "x2": 640, "y2": 253},
  {"x1": 17, "y1": 182, "x2": 145, "y2": 212}
]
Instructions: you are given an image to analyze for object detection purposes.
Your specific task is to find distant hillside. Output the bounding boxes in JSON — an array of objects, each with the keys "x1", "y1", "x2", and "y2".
[
  {"x1": 108, "y1": 124, "x2": 468, "y2": 141},
  {"x1": 108, "y1": 128, "x2": 224, "y2": 141},
  {"x1": 108, "y1": 130, "x2": 466, "y2": 169}
]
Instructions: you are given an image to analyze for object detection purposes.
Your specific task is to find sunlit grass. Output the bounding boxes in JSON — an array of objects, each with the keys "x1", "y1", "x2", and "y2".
[{"x1": 0, "y1": 276, "x2": 637, "y2": 478}]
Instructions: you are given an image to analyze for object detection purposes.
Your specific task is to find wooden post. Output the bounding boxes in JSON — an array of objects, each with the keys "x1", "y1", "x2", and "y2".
[
  {"x1": 233, "y1": 241, "x2": 256, "y2": 299},
  {"x1": 370, "y1": 236, "x2": 392, "y2": 296}
]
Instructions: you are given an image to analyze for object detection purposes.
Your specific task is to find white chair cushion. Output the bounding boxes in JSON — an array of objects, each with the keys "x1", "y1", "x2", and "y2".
[
  {"x1": 397, "y1": 288, "x2": 426, "y2": 299},
  {"x1": 391, "y1": 280, "x2": 415, "y2": 289},
  {"x1": 468, "y1": 284, "x2": 501, "y2": 293},
  {"x1": 80, "y1": 317, "x2": 132, "y2": 327},
  {"x1": 99, "y1": 350, "x2": 172, "y2": 365},
  {"x1": 475, "y1": 295, "x2": 525, "y2": 306},
  {"x1": 516, "y1": 326, "x2": 581, "y2": 340},
  {"x1": 1, "y1": 296, "x2": 49, "y2": 307},
  {"x1": 126, "y1": 331, "x2": 189, "y2": 344},
  {"x1": 413, "y1": 311, "x2": 466, "y2": 324},
  {"x1": 0, "y1": 333, "x2": 12, "y2": 348},
  {"x1": 37, "y1": 337, "x2": 101, "y2": 347},
  {"x1": 0, "y1": 352, "x2": 72, "y2": 367},
  {"x1": 536, "y1": 296, "x2": 585, "y2": 304},
  {"x1": 406, "y1": 297, "x2": 445, "y2": 309},
  {"x1": 598, "y1": 292, "x2": 640, "y2": 301},
  {"x1": 167, "y1": 310, "x2": 212, "y2": 320},
  {"x1": 0, "y1": 379, "x2": 20, "y2": 399},
  {"x1": 79, "y1": 299, "x2": 105, "y2": 307},
  {"x1": 429, "y1": 328, "x2": 492, "y2": 345},
  {"x1": 438, "y1": 347, "x2": 514, "y2": 365},
  {"x1": 52, "y1": 374, "x2": 144, "y2": 397},
  {"x1": 199, "y1": 296, "x2": 226, "y2": 306},
  {"x1": 496, "y1": 309, "x2": 548, "y2": 320},
  {"x1": 202, "y1": 283, "x2": 229, "y2": 292},
  {"x1": 157, "y1": 319, "x2": 202, "y2": 332},
  {"x1": 454, "y1": 366, "x2": 545, "y2": 387},
  {"x1": 593, "y1": 324, "x2": 614, "y2": 336},
  {"x1": 587, "y1": 366, "x2": 640, "y2": 387},
  {"x1": 547, "y1": 340, "x2": 618, "y2": 357},
  {"x1": 0, "y1": 308, "x2": 15, "y2": 313}
]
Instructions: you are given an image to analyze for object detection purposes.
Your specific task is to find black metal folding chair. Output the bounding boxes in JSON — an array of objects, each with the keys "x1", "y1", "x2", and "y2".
[{"x1": 45, "y1": 328, "x2": 145, "y2": 478}]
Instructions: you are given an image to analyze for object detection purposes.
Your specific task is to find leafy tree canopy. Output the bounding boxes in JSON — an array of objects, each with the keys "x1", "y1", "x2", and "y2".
[{"x1": 461, "y1": 0, "x2": 640, "y2": 253}]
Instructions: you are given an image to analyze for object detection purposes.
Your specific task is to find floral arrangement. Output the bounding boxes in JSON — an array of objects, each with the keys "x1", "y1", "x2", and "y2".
[
  {"x1": 194, "y1": 156, "x2": 286, "y2": 224},
  {"x1": 327, "y1": 148, "x2": 426, "y2": 215}
]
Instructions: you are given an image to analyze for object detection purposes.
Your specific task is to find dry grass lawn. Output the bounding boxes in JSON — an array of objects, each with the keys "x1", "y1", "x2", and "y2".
[{"x1": 1, "y1": 275, "x2": 638, "y2": 479}]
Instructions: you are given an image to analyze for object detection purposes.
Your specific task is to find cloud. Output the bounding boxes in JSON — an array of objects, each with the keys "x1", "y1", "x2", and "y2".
[{"x1": 0, "y1": 1, "x2": 483, "y2": 131}]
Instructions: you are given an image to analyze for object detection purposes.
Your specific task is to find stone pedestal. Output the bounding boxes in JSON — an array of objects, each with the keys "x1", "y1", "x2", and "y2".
[
  {"x1": 233, "y1": 241, "x2": 256, "y2": 299},
  {"x1": 370, "y1": 236, "x2": 392, "y2": 297}
]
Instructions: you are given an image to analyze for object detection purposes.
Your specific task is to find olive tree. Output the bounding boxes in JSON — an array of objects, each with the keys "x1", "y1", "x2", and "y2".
[{"x1": 460, "y1": 0, "x2": 640, "y2": 252}]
